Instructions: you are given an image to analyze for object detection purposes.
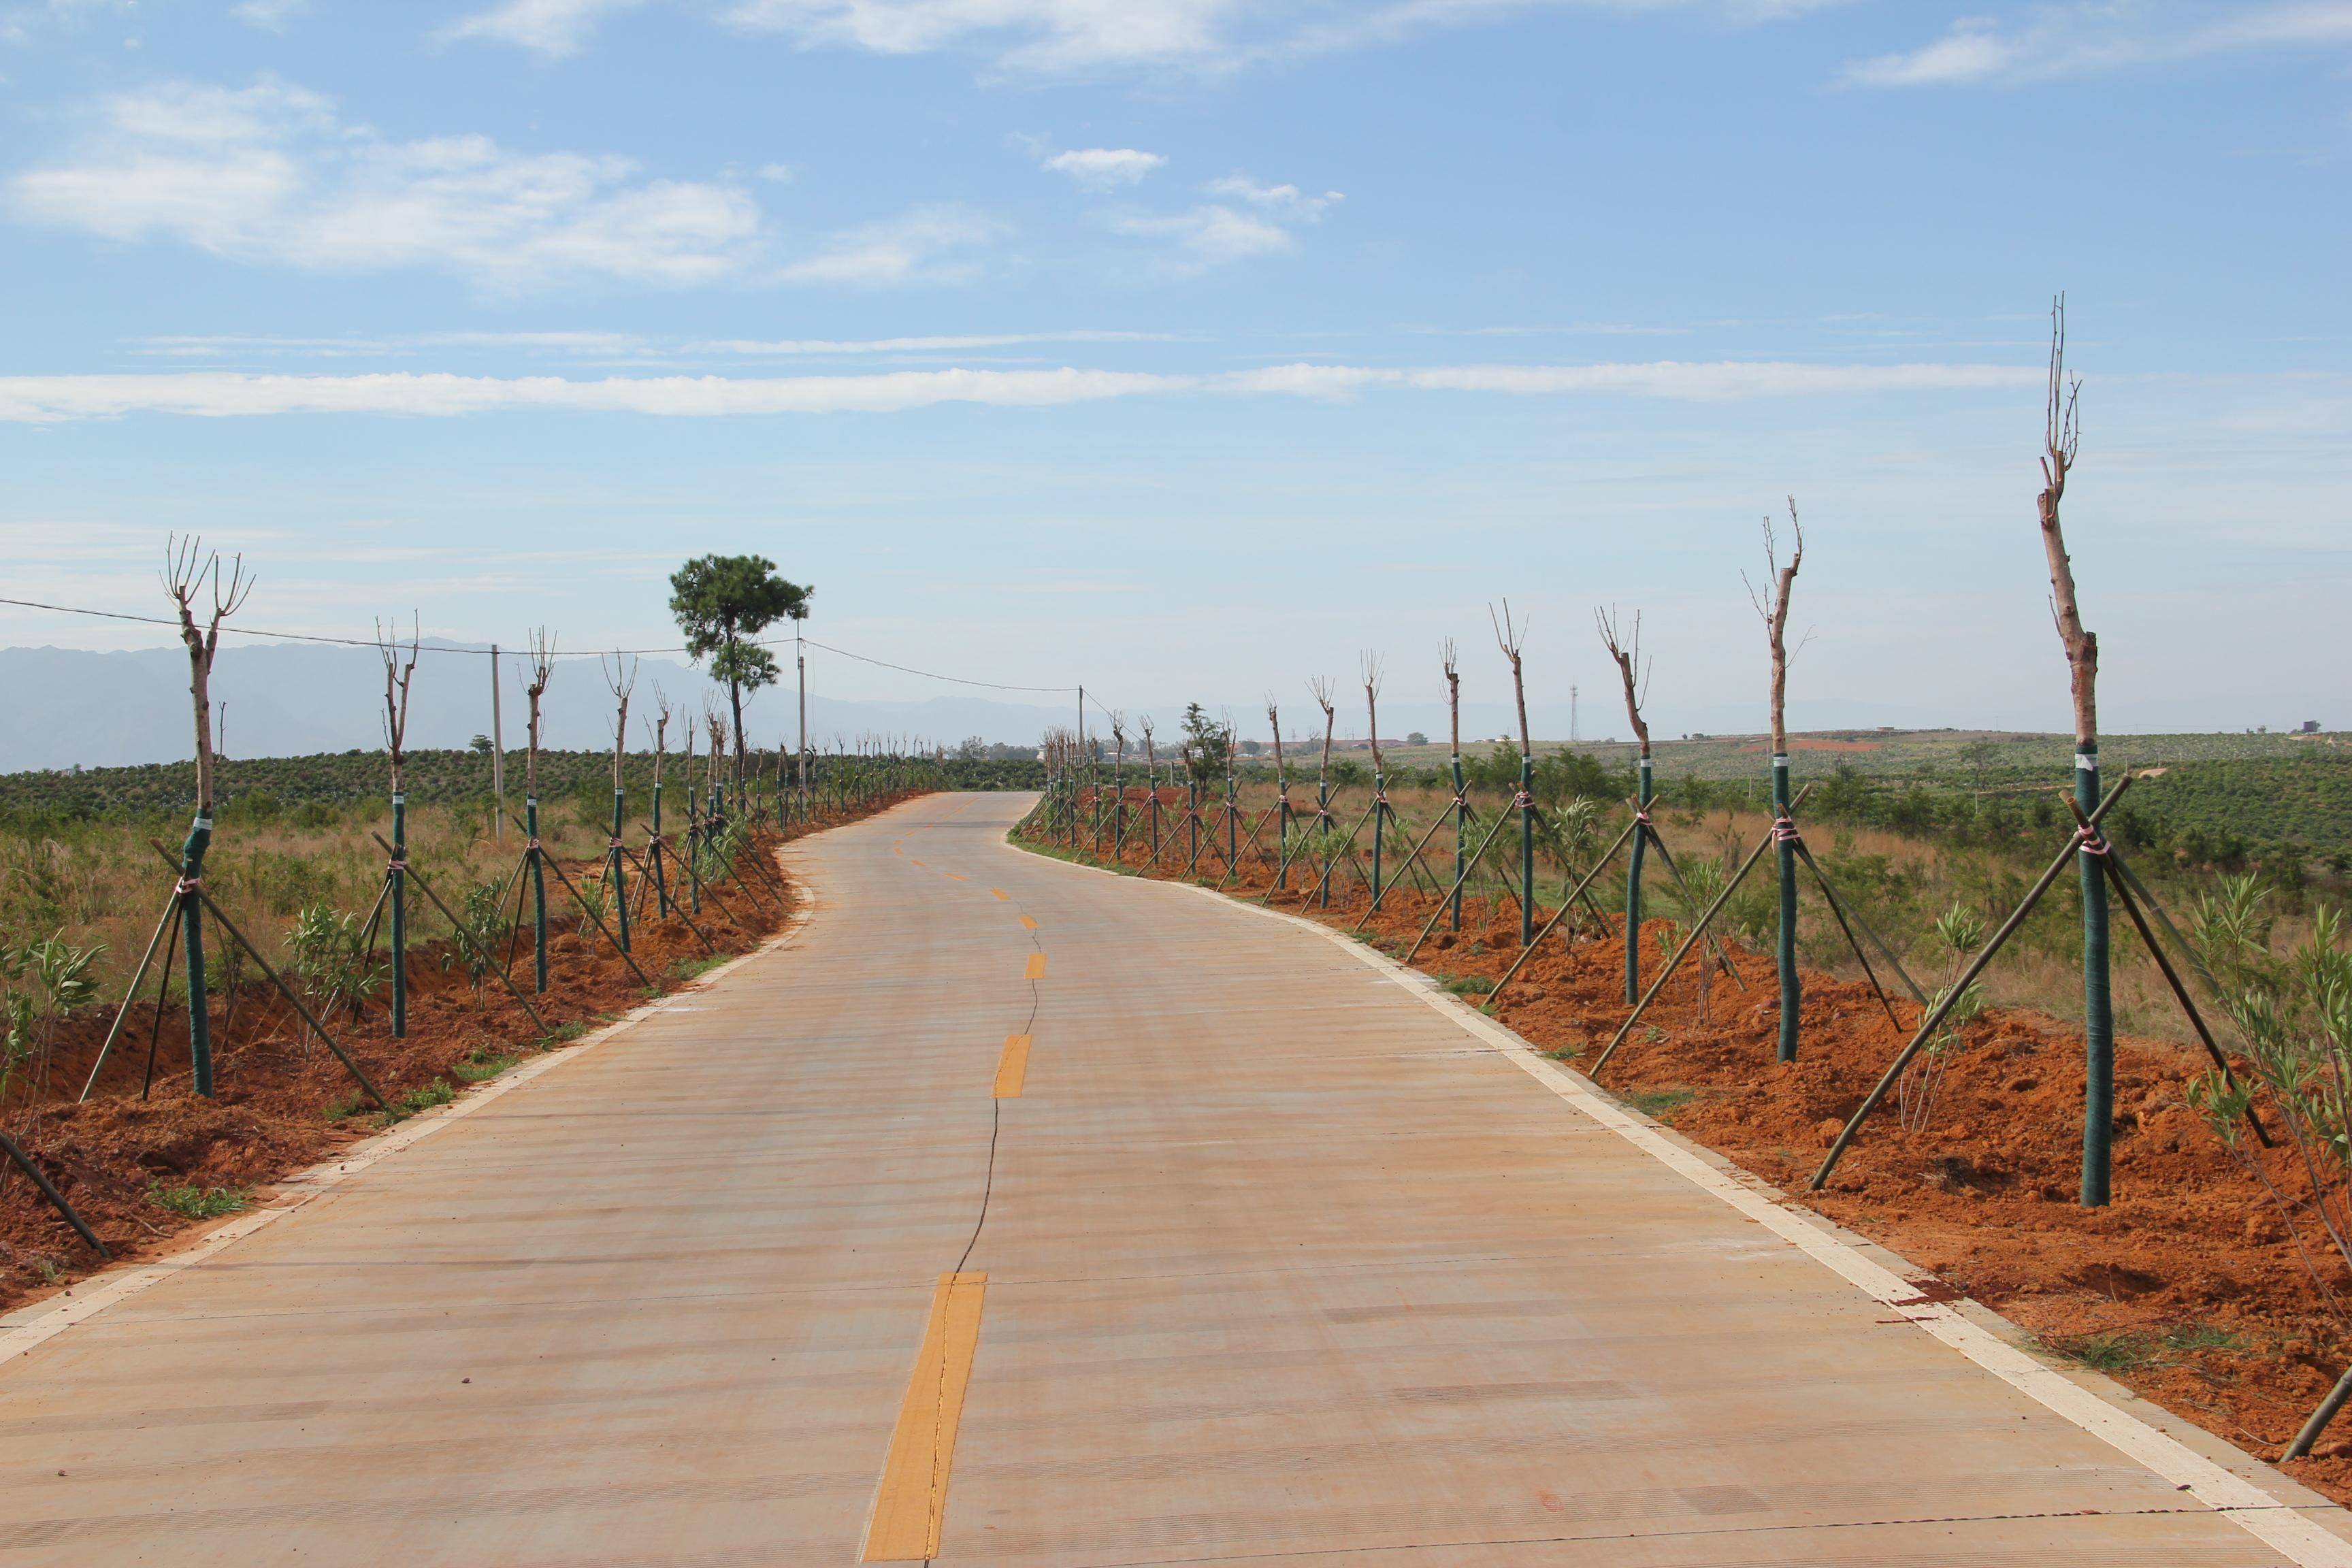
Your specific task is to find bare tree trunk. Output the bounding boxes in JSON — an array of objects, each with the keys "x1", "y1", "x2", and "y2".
[{"x1": 1748, "y1": 504, "x2": 1804, "y2": 1062}]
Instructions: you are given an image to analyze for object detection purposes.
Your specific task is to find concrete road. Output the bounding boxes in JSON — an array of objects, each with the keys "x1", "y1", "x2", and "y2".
[{"x1": 3, "y1": 791, "x2": 2349, "y2": 1566}]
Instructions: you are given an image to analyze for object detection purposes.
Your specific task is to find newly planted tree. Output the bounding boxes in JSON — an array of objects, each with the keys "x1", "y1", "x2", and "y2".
[
  {"x1": 668, "y1": 555, "x2": 810, "y2": 796},
  {"x1": 1491, "y1": 601, "x2": 1534, "y2": 946},
  {"x1": 1745, "y1": 501, "x2": 1805, "y2": 1062},
  {"x1": 376, "y1": 616, "x2": 418, "y2": 1036},
  {"x1": 1309, "y1": 679, "x2": 1337, "y2": 906},
  {"x1": 1597, "y1": 607, "x2": 1652, "y2": 1002},
  {"x1": 1443, "y1": 640, "x2": 1465, "y2": 931},
  {"x1": 165, "y1": 536, "x2": 252, "y2": 1096},
  {"x1": 523, "y1": 632, "x2": 555, "y2": 992},
  {"x1": 2034, "y1": 296, "x2": 2111, "y2": 1205},
  {"x1": 602, "y1": 655, "x2": 638, "y2": 952}
]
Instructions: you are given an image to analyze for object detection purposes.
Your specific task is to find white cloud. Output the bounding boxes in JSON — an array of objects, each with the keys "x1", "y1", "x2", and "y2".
[
  {"x1": 1111, "y1": 203, "x2": 1294, "y2": 265},
  {"x1": 1845, "y1": 1, "x2": 2352, "y2": 87},
  {"x1": 9, "y1": 78, "x2": 762, "y2": 287},
  {"x1": 686, "y1": 330, "x2": 1183, "y2": 353},
  {"x1": 231, "y1": 0, "x2": 310, "y2": 30},
  {"x1": 1043, "y1": 147, "x2": 1166, "y2": 189},
  {"x1": 773, "y1": 204, "x2": 998, "y2": 284},
  {"x1": 1107, "y1": 171, "x2": 1339, "y2": 270},
  {"x1": 438, "y1": 0, "x2": 649, "y2": 56},
  {"x1": 1204, "y1": 174, "x2": 1340, "y2": 218},
  {"x1": 0, "y1": 359, "x2": 2048, "y2": 421},
  {"x1": 722, "y1": 0, "x2": 1235, "y2": 69},
  {"x1": 719, "y1": 0, "x2": 1838, "y2": 71}
]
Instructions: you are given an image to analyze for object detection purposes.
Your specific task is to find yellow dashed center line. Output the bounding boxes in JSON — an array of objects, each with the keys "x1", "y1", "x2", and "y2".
[
  {"x1": 993, "y1": 1034, "x2": 1032, "y2": 1098},
  {"x1": 943, "y1": 872, "x2": 966, "y2": 882},
  {"x1": 1024, "y1": 951, "x2": 1047, "y2": 980},
  {"x1": 862, "y1": 1272, "x2": 988, "y2": 1562},
  {"x1": 989, "y1": 888, "x2": 1009, "y2": 901},
  {"x1": 1018, "y1": 915, "x2": 1037, "y2": 931}
]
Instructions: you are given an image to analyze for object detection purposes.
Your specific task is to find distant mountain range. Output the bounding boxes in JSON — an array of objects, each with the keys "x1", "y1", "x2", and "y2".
[{"x1": 0, "y1": 642, "x2": 1987, "y2": 774}]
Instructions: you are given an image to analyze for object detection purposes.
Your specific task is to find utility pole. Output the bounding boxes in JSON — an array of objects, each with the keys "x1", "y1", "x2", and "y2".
[
  {"x1": 489, "y1": 643, "x2": 506, "y2": 840},
  {"x1": 1570, "y1": 684, "x2": 1580, "y2": 745}
]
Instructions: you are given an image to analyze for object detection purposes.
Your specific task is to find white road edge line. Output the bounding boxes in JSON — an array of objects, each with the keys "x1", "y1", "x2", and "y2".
[
  {"x1": 0, "y1": 892, "x2": 816, "y2": 1372},
  {"x1": 1013, "y1": 838, "x2": 2352, "y2": 1566}
]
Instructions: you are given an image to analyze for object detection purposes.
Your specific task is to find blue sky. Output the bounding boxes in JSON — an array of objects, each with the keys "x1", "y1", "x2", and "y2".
[{"x1": 1, "y1": 0, "x2": 2346, "y2": 742}]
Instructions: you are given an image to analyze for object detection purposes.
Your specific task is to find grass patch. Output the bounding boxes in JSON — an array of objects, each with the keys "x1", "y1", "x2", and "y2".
[
  {"x1": 672, "y1": 955, "x2": 728, "y2": 981},
  {"x1": 547, "y1": 1020, "x2": 591, "y2": 1044},
  {"x1": 452, "y1": 1048, "x2": 521, "y2": 1084},
  {"x1": 2163, "y1": 1322, "x2": 2247, "y2": 1354},
  {"x1": 2055, "y1": 1330, "x2": 2158, "y2": 1373},
  {"x1": 1443, "y1": 975, "x2": 1494, "y2": 996},
  {"x1": 387, "y1": 1080, "x2": 456, "y2": 1120},
  {"x1": 325, "y1": 1090, "x2": 372, "y2": 1122},
  {"x1": 1623, "y1": 1087, "x2": 1696, "y2": 1120},
  {"x1": 148, "y1": 1181, "x2": 249, "y2": 1220}
]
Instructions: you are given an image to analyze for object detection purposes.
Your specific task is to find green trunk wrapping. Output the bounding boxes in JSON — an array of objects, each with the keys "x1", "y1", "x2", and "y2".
[
  {"x1": 1371, "y1": 772, "x2": 1386, "y2": 905},
  {"x1": 1626, "y1": 757, "x2": 1651, "y2": 1004},
  {"x1": 180, "y1": 812, "x2": 214, "y2": 1096},
  {"x1": 391, "y1": 791, "x2": 408, "y2": 1039},
  {"x1": 1775, "y1": 755, "x2": 1799, "y2": 1062},
  {"x1": 1318, "y1": 780, "x2": 1331, "y2": 908},
  {"x1": 1225, "y1": 770, "x2": 1236, "y2": 868},
  {"x1": 2079, "y1": 747, "x2": 2114, "y2": 1207},
  {"x1": 1450, "y1": 756, "x2": 1467, "y2": 931},
  {"x1": 1519, "y1": 755, "x2": 1535, "y2": 947},
  {"x1": 527, "y1": 796, "x2": 549, "y2": 993},
  {"x1": 651, "y1": 781, "x2": 670, "y2": 917},
  {"x1": 610, "y1": 788, "x2": 630, "y2": 953},
  {"x1": 687, "y1": 783, "x2": 702, "y2": 915},
  {"x1": 1277, "y1": 789, "x2": 1290, "y2": 889}
]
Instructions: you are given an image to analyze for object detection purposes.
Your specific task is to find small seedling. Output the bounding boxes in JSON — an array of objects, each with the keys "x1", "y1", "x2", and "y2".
[
  {"x1": 390, "y1": 1081, "x2": 456, "y2": 1119},
  {"x1": 149, "y1": 1181, "x2": 249, "y2": 1220},
  {"x1": 1625, "y1": 1088, "x2": 1696, "y2": 1120},
  {"x1": 1444, "y1": 975, "x2": 1494, "y2": 996},
  {"x1": 2057, "y1": 1331, "x2": 2155, "y2": 1373}
]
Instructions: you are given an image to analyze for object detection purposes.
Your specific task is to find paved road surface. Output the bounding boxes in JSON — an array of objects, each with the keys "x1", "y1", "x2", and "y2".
[{"x1": 4, "y1": 791, "x2": 2349, "y2": 1565}]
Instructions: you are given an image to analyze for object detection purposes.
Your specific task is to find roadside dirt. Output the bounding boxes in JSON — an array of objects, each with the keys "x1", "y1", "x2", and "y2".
[
  {"x1": 1052, "y1": 810, "x2": 2352, "y2": 1504},
  {"x1": 0, "y1": 796, "x2": 923, "y2": 1319}
]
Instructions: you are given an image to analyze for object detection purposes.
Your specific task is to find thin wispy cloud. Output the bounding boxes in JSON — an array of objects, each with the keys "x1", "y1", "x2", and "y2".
[
  {"x1": 773, "y1": 204, "x2": 998, "y2": 284},
  {"x1": 231, "y1": 0, "x2": 310, "y2": 31},
  {"x1": 0, "y1": 359, "x2": 2045, "y2": 421},
  {"x1": 717, "y1": 0, "x2": 1840, "y2": 73},
  {"x1": 439, "y1": 0, "x2": 649, "y2": 56},
  {"x1": 1109, "y1": 171, "x2": 1341, "y2": 271},
  {"x1": 1043, "y1": 147, "x2": 1166, "y2": 189},
  {"x1": 1845, "y1": 1, "x2": 2352, "y2": 88},
  {"x1": 9, "y1": 78, "x2": 762, "y2": 287}
]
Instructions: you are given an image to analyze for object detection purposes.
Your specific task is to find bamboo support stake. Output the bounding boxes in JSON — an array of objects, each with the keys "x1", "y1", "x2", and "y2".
[
  {"x1": 80, "y1": 888, "x2": 182, "y2": 1101},
  {"x1": 1488, "y1": 813, "x2": 1644, "y2": 1002},
  {"x1": 0, "y1": 1131, "x2": 108, "y2": 1258},
  {"x1": 2063, "y1": 798, "x2": 2270, "y2": 1147},
  {"x1": 1810, "y1": 777, "x2": 2132, "y2": 1192},
  {"x1": 368, "y1": 832, "x2": 551, "y2": 1035},
  {"x1": 1443, "y1": 640, "x2": 1467, "y2": 933},
  {"x1": 1588, "y1": 784, "x2": 1818, "y2": 1077},
  {"x1": 144, "y1": 842, "x2": 391, "y2": 1111}
]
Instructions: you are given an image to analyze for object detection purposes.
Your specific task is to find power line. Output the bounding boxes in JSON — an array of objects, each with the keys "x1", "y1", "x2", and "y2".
[{"x1": 0, "y1": 594, "x2": 1078, "y2": 696}]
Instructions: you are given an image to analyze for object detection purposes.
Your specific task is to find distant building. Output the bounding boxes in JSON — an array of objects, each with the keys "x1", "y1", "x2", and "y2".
[{"x1": 2303, "y1": 721, "x2": 2323, "y2": 734}]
